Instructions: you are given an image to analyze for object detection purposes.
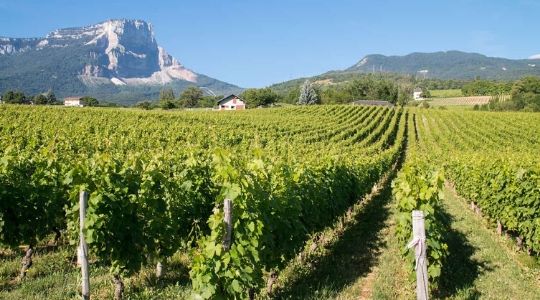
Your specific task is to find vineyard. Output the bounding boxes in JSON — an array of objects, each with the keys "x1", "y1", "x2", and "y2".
[
  {"x1": 411, "y1": 109, "x2": 540, "y2": 253},
  {"x1": 0, "y1": 105, "x2": 539, "y2": 299}
]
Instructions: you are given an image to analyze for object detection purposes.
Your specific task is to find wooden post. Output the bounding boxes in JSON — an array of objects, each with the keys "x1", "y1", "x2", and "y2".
[
  {"x1": 113, "y1": 274, "x2": 124, "y2": 300},
  {"x1": 411, "y1": 210, "x2": 429, "y2": 300},
  {"x1": 223, "y1": 198, "x2": 233, "y2": 251},
  {"x1": 266, "y1": 271, "x2": 277, "y2": 295},
  {"x1": 18, "y1": 245, "x2": 34, "y2": 280},
  {"x1": 496, "y1": 220, "x2": 502, "y2": 235},
  {"x1": 79, "y1": 191, "x2": 90, "y2": 300},
  {"x1": 156, "y1": 262, "x2": 163, "y2": 278}
]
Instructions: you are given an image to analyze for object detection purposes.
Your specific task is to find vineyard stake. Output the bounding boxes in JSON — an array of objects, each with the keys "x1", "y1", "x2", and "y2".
[
  {"x1": 156, "y1": 262, "x2": 163, "y2": 278},
  {"x1": 408, "y1": 210, "x2": 429, "y2": 300},
  {"x1": 223, "y1": 198, "x2": 233, "y2": 251},
  {"x1": 497, "y1": 220, "x2": 502, "y2": 235},
  {"x1": 79, "y1": 191, "x2": 90, "y2": 300}
]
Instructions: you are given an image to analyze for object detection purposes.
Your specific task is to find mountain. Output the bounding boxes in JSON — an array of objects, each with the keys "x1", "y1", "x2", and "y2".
[
  {"x1": 346, "y1": 51, "x2": 540, "y2": 80},
  {"x1": 269, "y1": 51, "x2": 540, "y2": 98},
  {"x1": 0, "y1": 19, "x2": 242, "y2": 105}
]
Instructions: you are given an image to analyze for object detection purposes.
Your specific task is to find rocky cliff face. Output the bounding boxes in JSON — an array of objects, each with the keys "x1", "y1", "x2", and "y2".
[
  {"x1": 0, "y1": 19, "x2": 240, "y2": 103},
  {"x1": 41, "y1": 19, "x2": 197, "y2": 82}
]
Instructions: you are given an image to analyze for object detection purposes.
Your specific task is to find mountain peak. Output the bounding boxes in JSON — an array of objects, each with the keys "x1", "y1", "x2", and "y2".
[{"x1": 0, "y1": 19, "x2": 241, "y2": 104}]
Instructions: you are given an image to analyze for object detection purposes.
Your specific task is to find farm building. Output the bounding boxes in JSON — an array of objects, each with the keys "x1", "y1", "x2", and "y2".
[
  {"x1": 64, "y1": 97, "x2": 83, "y2": 107},
  {"x1": 216, "y1": 94, "x2": 246, "y2": 110},
  {"x1": 413, "y1": 88, "x2": 423, "y2": 100}
]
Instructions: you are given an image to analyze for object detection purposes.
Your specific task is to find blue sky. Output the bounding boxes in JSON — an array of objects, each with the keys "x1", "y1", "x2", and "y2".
[{"x1": 1, "y1": 0, "x2": 539, "y2": 87}]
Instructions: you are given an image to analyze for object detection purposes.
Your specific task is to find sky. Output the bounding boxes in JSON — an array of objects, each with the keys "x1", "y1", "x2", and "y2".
[{"x1": 1, "y1": 0, "x2": 539, "y2": 87}]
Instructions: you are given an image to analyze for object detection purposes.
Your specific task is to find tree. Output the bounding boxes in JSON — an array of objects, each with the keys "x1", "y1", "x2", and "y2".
[
  {"x1": 397, "y1": 85, "x2": 413, "y2": 106},
  {"x1": 159, "y1": 99, "x2": 176, "y2": 110},
  {"x1": 180, "y1": 86, "x2": 204, "y2": 108},
  {"x1": 135, "y1": 101, "x2": 153, "y2": 110},
  {"x1": 2, "y1": 91, "x2": 28, "y2": 104},
  {"x1": 241, "y1": 88, "x2": 279, "y2": 107},
  {"x1": 462, "y1": 80, "x2": 512, "y2": 96},
  {"x1": 420, "y1": 88, "x2": 431, "y2": 99},
  {"x1": 510, "y1": 76, "x2": 540, "y2": 111},
  {"x1": 45, "y1": 89, "x2": 57, "y2": 104},
  {"x1": 298, "y1": 80, "x2": 320, "y2": 105},
  {"x1": 199, "y1": 95, "x2": 221, "y2": 108},
  {"x1": 33, "y1": 94, "x2": 49, "y2": 105},
  {"x1": 159, "y1": 88, "x2": 175, "y2": 101},
  {"x1": 80, "y1": 96, "x2": 99, "y2": 107}
]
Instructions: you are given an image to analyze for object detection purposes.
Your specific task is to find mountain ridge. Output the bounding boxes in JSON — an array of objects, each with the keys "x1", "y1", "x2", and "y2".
[{"x1": 345, "y1": 50, "x2": 540, "y2": 79}]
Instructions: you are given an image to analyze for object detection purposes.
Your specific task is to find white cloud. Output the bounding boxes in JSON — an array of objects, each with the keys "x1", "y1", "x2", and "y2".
[{"x1": 528, "y1": 54, "x2": 540, "y2": 60}]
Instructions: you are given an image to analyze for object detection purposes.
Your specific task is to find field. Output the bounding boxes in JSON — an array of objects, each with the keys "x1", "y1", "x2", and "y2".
[
  {"x1": 429, "y1": 89, "x2": 463, "y2": 98},
  {"x1": 425, "y1": 95, "x2": 512, "y2": 107},
  {"x1": 427, "y1": 96, "x2": 492, "y2": 106},
  {"x1": 0, "y1": 105, "x2": 539, "y2": 299}
]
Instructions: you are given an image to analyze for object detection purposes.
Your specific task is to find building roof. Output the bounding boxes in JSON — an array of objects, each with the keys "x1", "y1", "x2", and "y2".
[
  {"x1": 216, "y1": 94, "x2": 242, "y2": 105},
  {"x1": 413, "y1": 88, "x2": 423, "y2": 93},
  {"x1": 64, "y1": 97, "x2": 81, "y2": 102},
  {"x1": 351, "y1": 100, "x2": 394, "y2": 107}
]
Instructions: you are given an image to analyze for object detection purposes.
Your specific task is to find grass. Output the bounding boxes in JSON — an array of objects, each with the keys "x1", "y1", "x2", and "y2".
[
  {"x1": 0, "y1": 242, "x2": 192, "y2": 299},
  {"x1": 371, "y1": 183, "x2": 540, "y2": 299},
  {"x1": 429, "y1": 89, "x2": 463, "y2": 98},
  {"x1": 369, "y1": 206, "x2": 415, "y2": 299},
  {"x1": 437, "y1": 184, "x2": 540, "y2": 299},
  {"x1": 268, "y1": 164, "x2": 402, "y2": 300}
]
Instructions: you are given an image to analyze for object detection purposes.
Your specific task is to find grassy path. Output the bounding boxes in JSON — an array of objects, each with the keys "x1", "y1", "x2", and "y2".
[
  {"x1": 0, "y1": 244, "x2": 191, "y2": 299},
  {"x1": 371, "y1": 183, "x2": 540, "y2": 300},
  {"x1": 436, "y1": 184, "x2": 540, "y2": 299},
  {"x1": 270, "y1": 172, "x2": 398, "y2": 299}
]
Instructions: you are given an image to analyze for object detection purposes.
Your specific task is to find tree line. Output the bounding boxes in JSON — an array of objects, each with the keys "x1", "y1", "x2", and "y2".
[
  {"x1": 0, "y1": 90, "x2": 114, "y2": 107},
  {"x1": 475, "y1": 77, "x2": 540, "y2": 112},
  {"x1": 1, "y1": 89, "x2": 58, "y2": 105}
]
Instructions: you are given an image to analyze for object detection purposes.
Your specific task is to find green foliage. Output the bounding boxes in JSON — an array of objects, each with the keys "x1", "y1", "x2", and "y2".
[
  {"x1": 346, "y1": 77, "x2": 399, "y2": 103},
  {"x1": 80, "y1": 96, "x2": 99, "y2": 107},
  {"x1": 135, "y1": 101, "x2": 153, "y2": 110},
  {"x1": 447, "y1": 155, "x2": 540, "y2": 253},
  {"x1": 461, "y1": 80, "x2": 512, "y2": 96},
  {"x1": 392, "y1": 162, "x2": 448, "y2": 290},
  {"x1": 420, "y1": 88, "x2": 431, "y2": 98},
  {"x1": 190, "y1": 108, "x2": 408, "y2": 298},
  {"x1": 159, "y1": 99, "x2": 176, "y2": 110},
  {"x1": 45, "y1": 89, "x2": 57, "y2": 104},
  {"x1": 398, "y1": 85, "x2": 413, "y2": 106},
  {"x1": 241, "y1": 88, "x2": 279, "y2": 107},
  {"x1": 179, "y1": 86, "x2": 204, "y2": 108},
  {"x1": 2, "y1": 90, "x2": 28, "y2": 104},
  {"x1": 64, "y1": 152, "x2": 215, "y2": 275},
  {"x1": 0, "y1": 105, "x2": 407, "y2": 297},
  {"x1": 33, "y1": 94, "x2": 49, "y2": 105},
  {"x1": 412, "y1": 108, "x2": 540, "y2": 261},
  {"x1": 0, "y1": 149, "x2": 68, "y2": 248},
  {"x1": 199, "y1": 95, "x2": 222, "y2": 108},
  {"x1": 475, "y1": 77, "x2": 540, "y2": 111}
]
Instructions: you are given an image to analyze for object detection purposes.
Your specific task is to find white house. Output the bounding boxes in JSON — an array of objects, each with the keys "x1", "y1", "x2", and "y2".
[
  {"x1": 64, "y1": 97, "x2": 83, "y2": 107},
  {"x1": 216, "y1": 94, "x2": 246, "y2": 110},
  {"x1": 413, "y1": 88, "x2": 423, "y2": 100}
]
